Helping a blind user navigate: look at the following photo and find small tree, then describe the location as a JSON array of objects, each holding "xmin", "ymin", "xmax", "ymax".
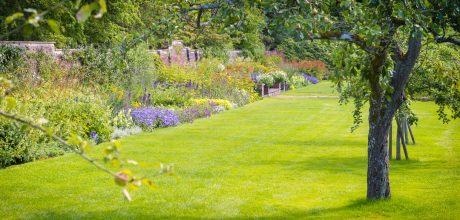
[{"xmin": 261, "ymin": 0, "xmax": 460, "ymax": 199}]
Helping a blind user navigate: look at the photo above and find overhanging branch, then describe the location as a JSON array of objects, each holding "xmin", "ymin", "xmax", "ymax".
[
  {"xmin": 309, "ymin": 32, "xmax": 378, "ymax": 54},
  {"xmin": 435, "ymin": 36, "xmax": 460, "ymax": 46}
]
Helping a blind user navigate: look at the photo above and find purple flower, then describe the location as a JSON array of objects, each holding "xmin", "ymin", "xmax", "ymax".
[
  {"xmin": 90, "ymin": 132, "xmax": 97, "ymax": 140},
  {"xmin": 131, "ymin": 107, "xmax": 180, "ymax": 129},
  {"xmin": 303, "ymin": 74, "xmax": 319, "ymax": 84}
]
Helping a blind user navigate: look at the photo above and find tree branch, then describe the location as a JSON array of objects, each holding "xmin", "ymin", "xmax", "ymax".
[
  {"xmin": 309, "ymin": 32, "xmax": 378, "ymax": 54},
  {"xmin": 435, "ymin": 36, "xmax": 460, "ymax": 46}
]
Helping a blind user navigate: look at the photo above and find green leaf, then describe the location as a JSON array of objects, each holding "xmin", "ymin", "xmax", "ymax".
[
  {"xmin": 47, "ymin": 19, "xmax": 60, "ymax": 34},
  {"xmin": 75, "ymin": 0, "xmax": 82, "ymax": 9},
  {"xmin": 5, "ymin": 13, "xmax": 24, "ymax": 24},
  {"xmin": 67, "ymin": 134, "xmax": 82, "ymax": 146},
  {"xmin": 5, "ymin": 96, "xmax": 16, "ymax": 110},
  {"xmin": 99, "ymin": 0, "xmax": 107, "ymax": 13},
  {"xmin": 76, "ymin": 3, "xmax": 99, "ymax": 23},
  {"xmin": 76, "ymin": 4, "xmax": 92, "ymax": 23}
]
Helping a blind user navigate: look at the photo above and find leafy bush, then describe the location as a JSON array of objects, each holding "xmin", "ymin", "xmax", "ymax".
[
  {"xmin": 111, "ymin": 109, "xmax": 135, "ymax": 129},
  {"xmin": 0, "ymin": 120, "xmax": 64, "ymax": 168},
  {"xmin": 280, "ymin": 60, "xmax": 328, "ymax": 80},
  {"xmin": 288, "ymin": 74, "xmax": 309, "ymax": 89},
  {"xmin": 29, "ymin": 92, "xmax": 113, "ymax": 142},
  {"xmin": 176, "ymin": 103, "xmax": 213, "ymax": 123},
  {"xmin": 256, "ymin": 74, "xmax": 275, "ymax": 87},
  {"xmin": 272, "ymin": 70, "xmax": 287, "ymax": 83},
  {"xmin": 278, "ymin": 38, "xmax": 334, "ymax": 66},
  {"xmin": 191, "ymin": 99, "xmax": 233, "ymax": 110}
]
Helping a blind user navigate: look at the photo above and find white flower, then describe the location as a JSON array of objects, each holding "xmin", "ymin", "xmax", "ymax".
[{"xmin": 36, "ymin": 118, "xmax": 48, "ymax": 125}]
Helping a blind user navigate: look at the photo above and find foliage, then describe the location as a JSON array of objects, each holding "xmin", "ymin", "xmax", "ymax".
[
  {"xmin": 280, "ymin": 60, "xmax": 329, "ymax": 80},
  {"xmin": 191, "ymin": 98, "xmax": 233, "ymax": 110},
  {"xmin": 287, "ymin": 74, "xmax": 308, "ymax": 89},
  {"xmin": 271, "ymin": 70, "xmax": 287, "ymax": 83},
  {"xmin": 408, "ymin": 44, "xmax": 460, "ymax": 123},
  {"xmin": 111, "ymin": 109, "xmax": 135, "ymax": 129},
  {"xmin": 0, "ymin": 120, "xmax": 63, "ymax": 168},
  {"xmin": 256, "ymin": 74, "xmax": 274, "ymax": 87},
  {"xmin": 278, "ymin": 38, "xmax": 334, "ymax": 66}
]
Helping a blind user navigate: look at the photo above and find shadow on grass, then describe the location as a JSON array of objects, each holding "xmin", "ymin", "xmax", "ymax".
[
  {"xmin": 28, "ymin": 198, "xmax": 419, "ymax": 219},
  {"xmin": 251, "ymin": 155, "xmax": 444, "ymax": 175}
]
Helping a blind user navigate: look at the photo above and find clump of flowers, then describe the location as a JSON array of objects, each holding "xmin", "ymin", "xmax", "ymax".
[
  {"xmin": 303, "ymin": 74, "xmax": 319, "ymax": 84},
  {"xmin": 288, "ymin": 75, "xmax": 308, "ymax": 89},
  {"xmin": 176, "ymin": 104, "xmax": 212, "ymax": 123},
  {"xmin": 191, "ymin": 98, "xmax": 233, "ymax": 110},
  {"xmin": 271, "ymin": 70, "xmax": 287, "ymax": 83},
  {"xmin": 256, "ymin": 74, "xmax": 275, "ymax": 87},
  {"xmin": 111, "ymin": 109, "xmax": 135, "ymax": 128},
  {"xmin": 130, "ymin": 107, "xmax": 180, "ymax": 130}
]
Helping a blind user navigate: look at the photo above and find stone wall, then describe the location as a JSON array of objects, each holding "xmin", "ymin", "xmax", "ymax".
[
  {"xmin": 0, "ymin": 41, "xmax": 56, "ymax": 54},
  {"xmin": 0, "ymin": 40, "xmax": 283, "ymax": 65},
  {"xmin": 0, "ymin": 40, "xmax": 203, "ymax": 66}
]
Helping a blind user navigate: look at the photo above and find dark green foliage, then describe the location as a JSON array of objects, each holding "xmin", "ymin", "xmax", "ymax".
[
  {"xmin": 0, "ymin": 121, "xmax": 63, "ymax": 168},
  {"xmin": 278, "ymin": 38, "xmax": 333, "ymax": 66}
]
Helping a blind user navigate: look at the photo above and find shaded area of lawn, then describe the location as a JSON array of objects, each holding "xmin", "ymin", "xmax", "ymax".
[{"xmin": 0, "ymin": 96, "xmax": 459, "ymax": 219}]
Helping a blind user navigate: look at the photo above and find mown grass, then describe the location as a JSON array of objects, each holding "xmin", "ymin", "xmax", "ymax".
[
  {"xmin": 283, "ymin": 81, "xmax": 339, "ymax": 96},
  {"xmin": 0, "ymin": 82, "xmax": 459, "ymax": 219}
]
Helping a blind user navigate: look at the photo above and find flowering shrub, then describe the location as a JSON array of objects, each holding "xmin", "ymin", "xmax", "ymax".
[
  {"xmin": 288, "ymin": 75, "xmax": 309, "ymax": 89},
  {"xmin": 271, "ymin": 70, "xmax": 287, "ymax": 83},
  {"xmin": 130, "ymin": 107, "xmax": 180, "ymax": 130},
  {"xmin": 176, "ymin": 104, "xmax": 212, "ymax": 123},
  {"xmin": 304, "ymin": 74, "xmax": 319, "ymax": 84},
  {"xmin": 111, "ymin": 109, "xmax": 135, "ymax": 128},
  {"xmin": 256, "ymin": 74, "xmax": 275, "ymax": 87},
  {"xmin": 191, "ymin": 98, "xmax": 233, "ymax": 110}
]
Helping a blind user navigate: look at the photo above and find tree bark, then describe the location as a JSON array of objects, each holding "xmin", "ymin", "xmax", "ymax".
[
  {"xmin": 366, "ymin": 35, "xmax": 421, "ymax": 200},
  {"xmin": 367, "ymin": 113, "xmax": 392, "ymax": 198}
]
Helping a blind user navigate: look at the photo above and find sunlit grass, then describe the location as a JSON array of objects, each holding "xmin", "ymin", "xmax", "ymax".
[
  {"xmin": 283, "ymin": 80, "xmax": 339, "ymax": 96},
  {"xmin": 0, "ymin": 83, "xmax": 458, "ymax": 219}
]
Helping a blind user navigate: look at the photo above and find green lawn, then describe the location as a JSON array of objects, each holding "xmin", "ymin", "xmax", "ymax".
[
  {"xmin": 283, "ymin": 81, "xmax": 339, "ymax": 96},
  {"xmin": 1, "ymin": 82, "xmax": 459, "ymax": 219}
]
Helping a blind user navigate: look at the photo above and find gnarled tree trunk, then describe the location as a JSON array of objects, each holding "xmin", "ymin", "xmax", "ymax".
[{"xmin": 366, "ymin": 36, "xmax": 422, "ymax": 200}]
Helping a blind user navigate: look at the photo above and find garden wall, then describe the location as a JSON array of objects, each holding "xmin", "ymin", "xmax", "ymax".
[
  {"xmin": 0, "ymin": 40, "xmax": 203, "ymax": 66},
  {"xmin": 0, "ymin": 40, "xmax": 283, "ymax": 65}
]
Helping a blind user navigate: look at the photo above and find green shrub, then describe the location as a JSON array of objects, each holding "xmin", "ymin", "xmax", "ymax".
[
  {"xmin": 278, "ymin": 38, "xmax": 334, "ymax": 67},
  {"xmin": 0, "ymin": 120, "xmax": 64, "ymax": 168},
  {"xmin": 257, "ymin": 74, "xmax": 275, "ymax": 87},
  {"xmin": 271, "ymin": 70, "xmax": 287, "ymax": 83},
  {"xmin": 43, "ymin": 97, "xmax": 113, "ymax": 141},
  {"xmin": 288, "ymin": 74, "xmax": 308, "ymax": 89}
]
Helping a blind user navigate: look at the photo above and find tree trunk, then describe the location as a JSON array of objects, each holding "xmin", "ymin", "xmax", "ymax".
[
  {"xmin": 367, "ymin": 115, "xmax": 391, "ymax": 199},
  {"xmin": 366, "ymin": 52, "xmax": 392, "ymax": 199},
  {"xmin": 365, "ymin": 34, "xmax": 421, "ymax": 200}
]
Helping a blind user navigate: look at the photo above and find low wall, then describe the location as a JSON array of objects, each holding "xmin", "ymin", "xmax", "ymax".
[
  {"xmin": 0, "ymin": 41, "xmax": 283, "ymax": 65},
  {"xmin": 0, "ymin": 40, "xmax": 203, "ymax": 66}
]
